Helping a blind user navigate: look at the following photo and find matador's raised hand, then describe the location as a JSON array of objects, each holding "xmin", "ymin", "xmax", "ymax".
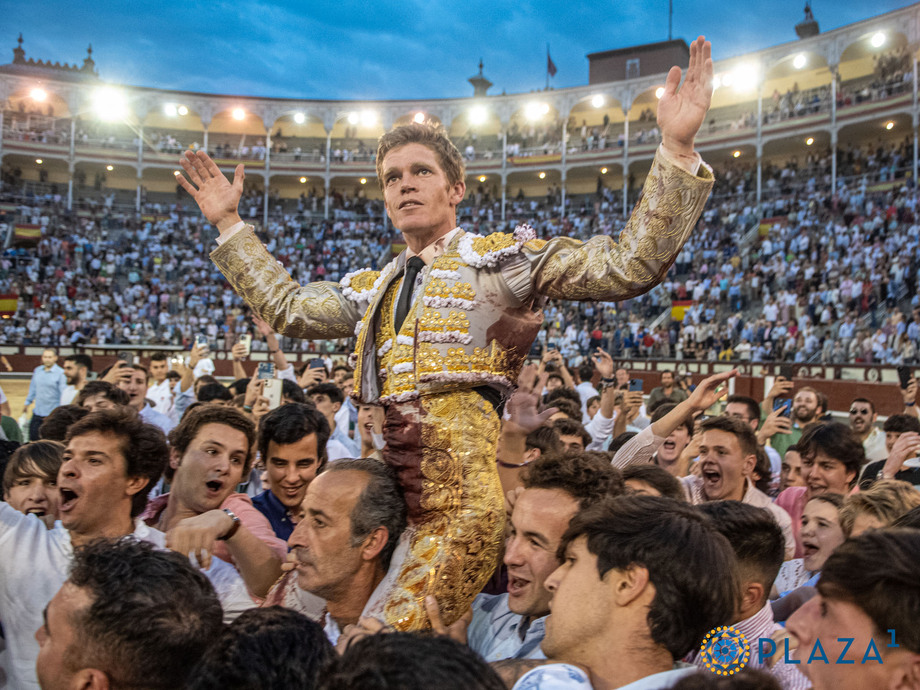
[
  {"xmin": 176, "ymin": 150, "xmax": 245, "ymax": 233},
  {"xmin": 657, "ymin": 35, "xmax": 713, "ymax": 157}
]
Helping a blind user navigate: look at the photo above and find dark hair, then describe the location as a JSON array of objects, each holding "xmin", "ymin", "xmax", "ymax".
[
  {"xmin": 752, "ymin": 446, "xmax": 772, "ymax": 495},
  {"xmin": 65, "ymin": 409, "xmax": 168, "ymax": 517},
  {"xmin": 798, "ymin": 422, "xmax": 863, "ymax": 488},
  {"xmin": 818, "ymin": 528, "xmax": 920, "ymax": 654},
  {"xmin": 258, "ymin": 403, "xmax": 331, "ymax": 469},
  {"xmin": 522, "ymin": 452, "xmax": 623, "ymax": 509},
  {"xmin": 38, "ymin": 405, "xmax": 90, "ymax": 441},
  {"xmin": 559, "ymin": 496, "xmax": 738, "ymax": 659},
  {"xmin": 726, "ymin": 395, "xmax": 761, "ymax": 423},
  {"xmin": 577, "ymin": 361, "xmax": 595, "ymax": 383},
  {"xmin": 892, "ymin": 505, "xmax": 920, "ymax": 529},
  {"xmin": 196, "ymin": 375, "xmax": 219, "ymax": 389},
  {"xmin": 64, "ymin": 353, "xmax": 93, "ymax": 371},
  {"xmin": 883, "ymin": 414, "xmax": 920, "ymax": 434},
  {"xmin": 167, "ymin": 404, "xmax": 256, "ymax": 481},
  {"xmin": 699, "ymin": 415, "xmax": 759, "ymax": 459},
  {"xmin": 524, "ymin": 425, "xmax": 562, "ymax": 455},
  {"xmin": 186, "ymin": 607, "xmax": 334, "ymax": 690},
  {"xmin": 228, "ymin": 378, "xmax": 250, "ymax": 396},
  {"xmin": 376, "ymin": 122, "xmax": 466, "ymax": 190},
  {"xmin": 282, "ymin": 379, "xmax": 306, "ymax": 403},
  {"xmin": 544, "ymin": 387, "xmax": 582, "ymax": 408},
  {"xmin": 75, "ymin": 381, "xmax": 130, "ymax": 408},
  {"xmin": 322, "ymin": 459, "xmax": 407, "ymax": 570},
  {"xmin": 696, "ymin": 502, "xmax": 784, "ymax": 600},
  {"xmin": 319, "ymin": 632, "xmax": 505, "ymax": 690},
  {"xmin": 552, "ymin": 418, "xmax": 591, "ymax": 450},
  {"xmin": 547, "ymin": 398, "xmax": 581, "ymax": 422},
  {"xmin": 2, "ymin": 440, "xmax": 65, "ymax": 495},
  {"xmin": 67, "ymin": 538, "xmax": 222, "ymax": 689},
  {"xmin": 197, "ymin": 382, "xmax": 234, "ymax": 403},
  {"xmin": 670, "ymin": 668, "xmax": 782, "ymax": 690},
  {"xmin": 307, "ymin": 382, "xmax": 344, "ymax": 406},
  {"xmin": 149, "ymin": 352, "xmax": 169, "ymax": 363},
  {"xmin": 130, "ymin": 363, "xmax": 149, "ymax": 378},
  {"xmin": 621, "ymin": 464, "xmax": 685, "ymax": 501},
  {"xmin": 651, "ymin": 402, "xmax": 693, "ymax": 437},
  {"xmin": 608, "ymin": 431, "xmax": 638, "ymax": 455},
  {"xmin": 850, "ymin": 397, "xmax": 875, "ymax": 414}
]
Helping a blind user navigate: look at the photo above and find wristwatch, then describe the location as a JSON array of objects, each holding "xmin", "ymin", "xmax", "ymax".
[{"xmin": 218, "ymin": 508, "xmax": 241, "ymax": 540}]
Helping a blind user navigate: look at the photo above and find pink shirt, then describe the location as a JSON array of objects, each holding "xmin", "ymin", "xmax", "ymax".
[{"xmin": 775, "ymin": 486, "xmax": 807, "ymax": 558}]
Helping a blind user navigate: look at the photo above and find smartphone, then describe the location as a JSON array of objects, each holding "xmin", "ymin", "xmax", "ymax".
[
  {"xmin": 898, "ymin": 365, "xmax": 913, "ymax": 390},
  {"xmin": 195, "ymin": 334, "xmax": 209, "ymax": 355},
  {"xmin": 307, "ymin": 358, "xmax": 326, "ymax": 370},
  {"xmin": 257, "ymin": 362, "xmax": 275, "ymax": 380},
  {"xmin": 263, "ymin": 378, "xmax": 283, "ymax": 409},
  {"xmin": 169, "ymin": 355, "xmax": 184, "ymax": 368},
  {"xmin": 547, "ymin": 342, "xmax": 557, "ymax": 351},
  {"xmin": 774, "ymin": 398, "xmax": 792, "ymax": 418},
  {"xmin": 238, "ymin": 333, "xmax": 252, "ymax": 358},
  {"xmin": 117, "ymin": 352, "xmax": 135, "ymax": 366},
  {"xmin": 629, "ymin": 378, "xmax": 644, "ymax": 392},
  {"xmin": 779, "ymin": 364, "xmax": 795, "ymax": 380}
]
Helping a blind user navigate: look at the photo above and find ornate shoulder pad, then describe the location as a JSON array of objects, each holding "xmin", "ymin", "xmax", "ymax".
[
  {"xmin": 457, "ymin": 224, "xmax": 537, "ymax": 268},
  {"xmin": 339, "ymin": 261, "xmax": 396, "ymax": 304}
]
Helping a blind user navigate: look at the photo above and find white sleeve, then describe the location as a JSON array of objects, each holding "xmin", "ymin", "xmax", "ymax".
[
  {"xmin": 585, "ymin": 412, "xmax": 615, "ymax": 451},
  {"xmin": 611, "ymin": 424, "xmax": 666, "ymax": 469},
  {"xmin": 276, "ymin": 365, "xmax": 298, "ymax": 383},
  {"xmin": 0, "ymin": 385, "xmax": 7, "ymax": 404},
  {"xmin": 214, "ymin": 221, "xmax": 247, "ymax": 246},
  {"xmin": 512, "ymin": 664, "xmax": 592, "ymax": 690}
]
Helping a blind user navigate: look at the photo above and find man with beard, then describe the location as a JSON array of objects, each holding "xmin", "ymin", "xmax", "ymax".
[
  {"xmin": 847, "ymin": 397, "xmax": 886, "ymax": 462},
  {"xmin": 762, "ymin": 381, "xmax": 826, "ymax": 458},
  {"xmin": 59, "ymin": 355, "xmax": 92, "ymax": 406}
]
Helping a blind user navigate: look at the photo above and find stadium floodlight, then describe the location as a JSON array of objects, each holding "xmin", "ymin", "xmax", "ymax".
[
  {"xmin": 525, "ymin": 102, "xmax": 549, "ymax": 121},
  {"xmin": 347, "ymin": 112, "xmax": 359, "ymax": 125},
  {"xmin": 93, "ymin": 87, "xmax": 128, "ymax": 121},
  {"xmin": 793, "ymin": 54, "xmax": 807, "ymax": 69},
  {"xmin": 469, "ymin": 105, "xmax": 488, "ymax": 126},
  {"xmin": 360, "ymin": 110, "xmax": 377, "ymax": 127},
  {"xmin": 29, "ymin": 87, "xmax": 47, "ymax": 102},
  {"xmin": 712, "ymin": 75, "xmax": 722, "ymax": 91},
  {"xmin": 870, "ymin": 32, "xmax": 886, "ymax": 48},
  {"xmin": 591, "ymin": 94, "xmax": 605, "ymax": 108},
  {"xmin": 538, "ymin": 171, "xmax": 546, "ymax": 179},
  {"xmin": 727, "ymin": 64, "xmax": 759, "ymax": 92},
  {"xmin": 164, "ymin": 103, "xmax": 178, "ymax": 117},
  {"xmin": 413, "ymin": 112, "xmax": 425, "ymax": 124},
  {"xmin": 805, "ymin": 137, "xmax": 815, "ymax": 146},
  {"xmin": 293, "ymin": 112, "xmax": 305, "ymax": 124},
  {"xmin": 655, "ymin": 87, "xmax": 665, "ymax": 99},
  {"xmin": 232, "ymin": 108, "xmax": 246, "ymax": 121},
  {"xmin": 177, "ymin": 105, "xmax": 188, "ymax": 116}
]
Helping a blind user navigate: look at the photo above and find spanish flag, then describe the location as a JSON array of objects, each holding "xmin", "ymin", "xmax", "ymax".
[
  {"xmin": 391, "ymin": 242, "xmax": 407, "ymax": 258},
  {"xmin": 13, "ymin": 224, "xmax": 41, "ymax": 246},
  {"xmin": 0, "ymin": 294, "xmax": 18, "ymax": 317},
  {"xmin": 671, "ymin": 300, "xmax": 693, "ymax": 322},
  {"xmin": 758, "ymin": 216, "xmax": 784, "ymax": 237}
]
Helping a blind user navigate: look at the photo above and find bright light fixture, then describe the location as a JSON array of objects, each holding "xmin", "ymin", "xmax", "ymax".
[
  {"xmin": 469, "ymin": 106, "xmax": 488, "ymax": 126},
  {"xmin": 729, "ymin": 64, "xmax": 759, "ymax": 92},
  {"xmin": 106, "ymin": 165, "xmax": 114, "ymax": 171},
  {"xmin": 178, "ymin": 105, "xmax": 188, "ymax": 116},
  {"xmin": 360, "ymin": 110, "xmax": 376, "ymax": 127},
  {"xmin": 232, "ymin": 108, "xmax": 246, "ymax": 121},
  {"xmin": 35, "ymin": 159, "xmax": 43, "ymax": 165},
  {"xmin": 538, "ymin": 171, "xmax": 546, "ymax": 179},
  {"xmin": 293, "ymin": 112, "xmax": 305, "ymax": 124},
  {"xmin": 805, "ymin": 137, "xmax": 814, "ymax": 146},
  {"xmin": 793, "ymin": 54, "xmax": 806, "ymax": 70},
  {"xmin": 30, "ymin": 88, "xmax": 47, "ymax": 102},
  {"xmin": 655, "ymin": 87, "xmax": 665, "ymax": 99},
  {"xmin": 886, "ymin": 121, "xmax": 895, "ymax": 130},
  {"xmin": 525, "ymin": 102, "xmax": 549, "ymax": 121},
  {"xmin": 347, "ymin": 112, "xmax": 359, "ymax": 125},
  {"xmin": 359, "ymin": 178, "xmax": 367, "ymax": 185},
  {"xmin": 732, "ymin": 150, "xmax": 741, "ymax": 158},
  {"xmin": 413, "ymin": 112, "xmax": 425, "ymax": 124},
  {"xmin": 601, "ymin": 167, "xmax": 608, "ymax": 174},
  {"xmin": 591, "ymin": 94, "xmax": 604, "ymax": 108},
  {"xmin": 300, "ymin": 177, "xmax": 307, "ymax": 183},
  {"xmin": 164, "ymin": 103, "xmax": 178, "ymax": 117},
  {"xmin": 870, "ymin": 32, "xmax": 886, "ymax": 48},
  {"xmin": 93, "ymin": 87, "xmax": 128, "ymax": 121},
  {"xmin": 478, "ymin": 176, "xmax": 486, "ymax": 182}
]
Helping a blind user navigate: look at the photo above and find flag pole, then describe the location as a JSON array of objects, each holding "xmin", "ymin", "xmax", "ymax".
[{"xmin": 546, "ymin": 43, "xmax": 550, "ymax": 90}]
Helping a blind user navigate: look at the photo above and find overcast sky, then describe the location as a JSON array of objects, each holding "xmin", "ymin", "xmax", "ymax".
[{"xmin": 4, "ymin": 1, "xmax": 914, "ymax": 100}]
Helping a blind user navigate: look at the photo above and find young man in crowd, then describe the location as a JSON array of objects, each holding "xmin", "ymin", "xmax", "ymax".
[
  {"xmin": 141, "ymin": 404, "xmax": 286, "ymax": 597},
  {"xmin": 357, "ymin": 402, "xmax": 386, "ymax": 461},
  {"xmin": 59, "ymin": 354, "xmax": 92, "ymax": 406},
  {"xmin": 464, "ymin": 454, "xmax": 622, "ymax": 661},
  {"xmin": 848, "ymin": 397, "xmax": 887, "ymax": 462},
  {"xmin": 252, "ymin": 403, "xmax": 330, "ymax": 541},
  {"xmin": 74, "ymin": 380, "xmax": 130, "ymax": 413},
  {"xmin": 762, "ymin": 380, "xmax": 826, "ymax": 457},
  {"xmin": 725, "ymin": 394, "xmax": 782, "ymax": 489},
  {"xmin": 23, "ymin": 348, "xmax": 65, "ymax": 442},
  {"xmin": 118, "ymin": 364, "xmax": 176, "ymax": 434},
  {"xmin": 509, "ymin": 495, "xmax": 738, "ymax": 690},
  {"xmin": 2, "ymin": 441, "xmax": 64, "ymax": 520},
  {"xmin": 36, "ymin": 538, "xmax": 223, "ymax": 690},
  {"xmin": 307, "ymin": 382, "xmax": 360, "ymax": 459},
  {"xmin": 647, "ymin": 370, "xmax": 688, "ymax": 412},
  {"xmin": 859, "ymin": 413, "xmax": 920, "ymax": 490},
  {"xmin": 786, "ymin": 529, "xmax": 920, "ymax": 690},
  {"xmin": 147, "ymin": 351, "xmax": 178, "ymax": 422}
]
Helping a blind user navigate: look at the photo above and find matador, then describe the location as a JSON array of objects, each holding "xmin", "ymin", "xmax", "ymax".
[{"xmin": 178, "ymin": 37, "xmax": 716, "ymax": 631}]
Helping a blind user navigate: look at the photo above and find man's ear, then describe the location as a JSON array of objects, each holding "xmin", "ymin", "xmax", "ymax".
[
  {"xmin": 449, "ymin": 179, "xmax": 466, "ymax": 208},
  {"xmin": 741, "ymin": 454, "xmax": 757, "ymax": 477},
  {"xmin": 522, "ymin": 447, "xmax": 541, "ymax": 464},
  {"xmin": 888, "ymin": 651, "xmax": 920, "ymax": 690},
  {"xmin": 72, "ymin": 667, "xmax": 111, "ymax": 690},
  {"xmin": 611, "ymin": 564, "xmax": 651, "ymax": 608},
  {"xmin": 125, "ymin": 475, "xmax": 149, "ymax": 498},
  {"xmin": 739, "ymin": 581, "xmax": 764, "ymax": 616},
  {"xmin": 361, "ymin": 526, "xmax": 389, "ymax": 562}
]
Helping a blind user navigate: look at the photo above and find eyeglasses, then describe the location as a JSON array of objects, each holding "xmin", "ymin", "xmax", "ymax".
[{"xmin": 849, "ymin": 408, "xmax": 871, "ymax": 415}]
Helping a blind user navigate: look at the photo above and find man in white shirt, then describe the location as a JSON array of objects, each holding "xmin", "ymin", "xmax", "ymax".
[
  {"xmin": 119, "ymin": 364, "xmax": 176, "ymax": 434},
  {"xmin": 146, "ymin": 352, "xmax": 177, "ymax": 422},
  {"xmin": 59, "ymin": 354, "xmax": 92, "ymax": 406}
]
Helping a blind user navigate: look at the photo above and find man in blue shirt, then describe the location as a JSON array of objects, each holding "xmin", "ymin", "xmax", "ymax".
[
  {"xmin": 23, "ymin": 348, "xmax": 65, "ymax": 441},
  {"xmin": 252, "ymin": 403, "xmax": 330, "ymax": 541}
]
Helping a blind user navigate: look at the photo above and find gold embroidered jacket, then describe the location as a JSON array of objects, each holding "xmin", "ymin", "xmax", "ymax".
[{"xmin": 210, "ymin": 150, "xmax": 713, "ymax": 404}]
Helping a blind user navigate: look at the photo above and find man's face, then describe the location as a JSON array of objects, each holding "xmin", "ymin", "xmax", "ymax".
[
  {"xmin": 780, "ymin": 450, "xmax": 805, "ymax": 491},
  {"xmin": 545, "ymin": 377, "xmax": 563, "ymax": 393},
  {"xmin": 149, "ymin": 360, "xmax": 168, "ymax": 383},
  {"xmin": 800, "ymin": 499, "xmax": 845, "ymax": 572},
  {"xmin": 624, "ymin": 478, "xmax": 662, "ymax": 497},
  {"xmin": 80, "ymin": 394, "xmax": 118, "ymax": 413},
  {"xmin": 657, "ymin": 426, "xmax": 690, "ymax": 464},
  {"xmin": 848, "ymin": 401, "xmax": 875, "ymax": 435},
  {"xmin": 341, "ymin": 377, "xmax": 355, "ymax": 399},
  {"xmin": 504, "ymin": 488, "xmax": 578, "ymax": 618},
  {"xmin": 724, "ymin": 403, "xmax": 758, "ymax": 432},
  {"xmin": 792, "ymin": 390, "xmax": 819, "ymax": 424},
  {"xmin": 698, "ymin": 429, "xmax": 754, "ymax": 502},
  {"xmin": 558, "ymin": 434, "xmax": 584, "ymax": 454},
  {"xmin": 382, "ymin": 143, "xmax": 465, "ymax": 239},
  {"xmin": 41, "ymin": 350, "xmax": 57, "ymax": 369},
  {"xmin": 62, "ymin": 361, "xmax": 82, "ymax": 386},
  {"xmin": 169, "ymin": 423, "xmax": 249, "ymax": 515},
  {"xmin": 541, "ymin": 536, "xmax": 614, "ymax": 662},
  {"xmin": 288, "ymin": 470, "xmax": 369, "ymax": 601},
  {"xmin": 586, "ymin": 399, "xmax": 600, "ymax": 420},
  {"xmin": 35, "ymin": 582, "xmax": 92, "ymax": 690},
  {"xmin": 801, "ymin": 451, "xmax": 855, "ymax": 497},
  {"xmin": 4, "ymin": 471, "xmax": 60, "ymax": 519},
  {"xmin": 786, "ymin": 595, "xmax": 900, "ymax": 690},
  {"xmin": 120, "ymin": 369, "xmax": 148, "ymax": 411},
  {"xmin": 615, "ymin": 369, "xmax": 629, "ymax": 387},
  {"xmin": 266, "ymin": 434, "xmax": 320, "ymax": 510},
  {"xmin": 333, "ymin": 369, "xmax": 347, "ymax": 385},
  {"xmin": 661, "ymin": 372, "xmax": 674, "ymax": 387},
  {"xmin": 357, "ymin": 404, "xmax": 383, "ymax": 448},
  {"xmin": 58, "ymin": 431, "xmax": 146, "ymax": 539},
  {"xmin": 310, "ymin": 393, "xmax": 340, "ymax": 422}
]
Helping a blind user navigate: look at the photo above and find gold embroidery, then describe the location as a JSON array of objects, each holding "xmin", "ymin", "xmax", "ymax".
[
  {"xmin": 348, "ymin": 270, "xmax": 381, "ymax": 294},
  {"xmin": 471, "ymin": 232, "xmax": 516, "ymax": 257}
]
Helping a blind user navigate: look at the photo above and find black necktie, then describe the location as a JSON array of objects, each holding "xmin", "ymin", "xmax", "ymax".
[{"xmin": 394, "ymin": 256, "xmax": 425, "ymax": 333}]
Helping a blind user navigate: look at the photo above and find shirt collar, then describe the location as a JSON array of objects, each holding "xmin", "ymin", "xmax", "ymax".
[{"xmin": 406, "ymin": 227, "xmax": 461, "ymax": 265}]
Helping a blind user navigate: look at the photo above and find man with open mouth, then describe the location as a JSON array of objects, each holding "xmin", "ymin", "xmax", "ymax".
[{"xmin": 2, "ymin": 441, "xmax": 64, "ymax": 522}]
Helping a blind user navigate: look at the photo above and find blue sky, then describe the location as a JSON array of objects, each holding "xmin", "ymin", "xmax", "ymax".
[{"xmin": 4, "ymin": 1, "xmax": 915, "ymax": 100}]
